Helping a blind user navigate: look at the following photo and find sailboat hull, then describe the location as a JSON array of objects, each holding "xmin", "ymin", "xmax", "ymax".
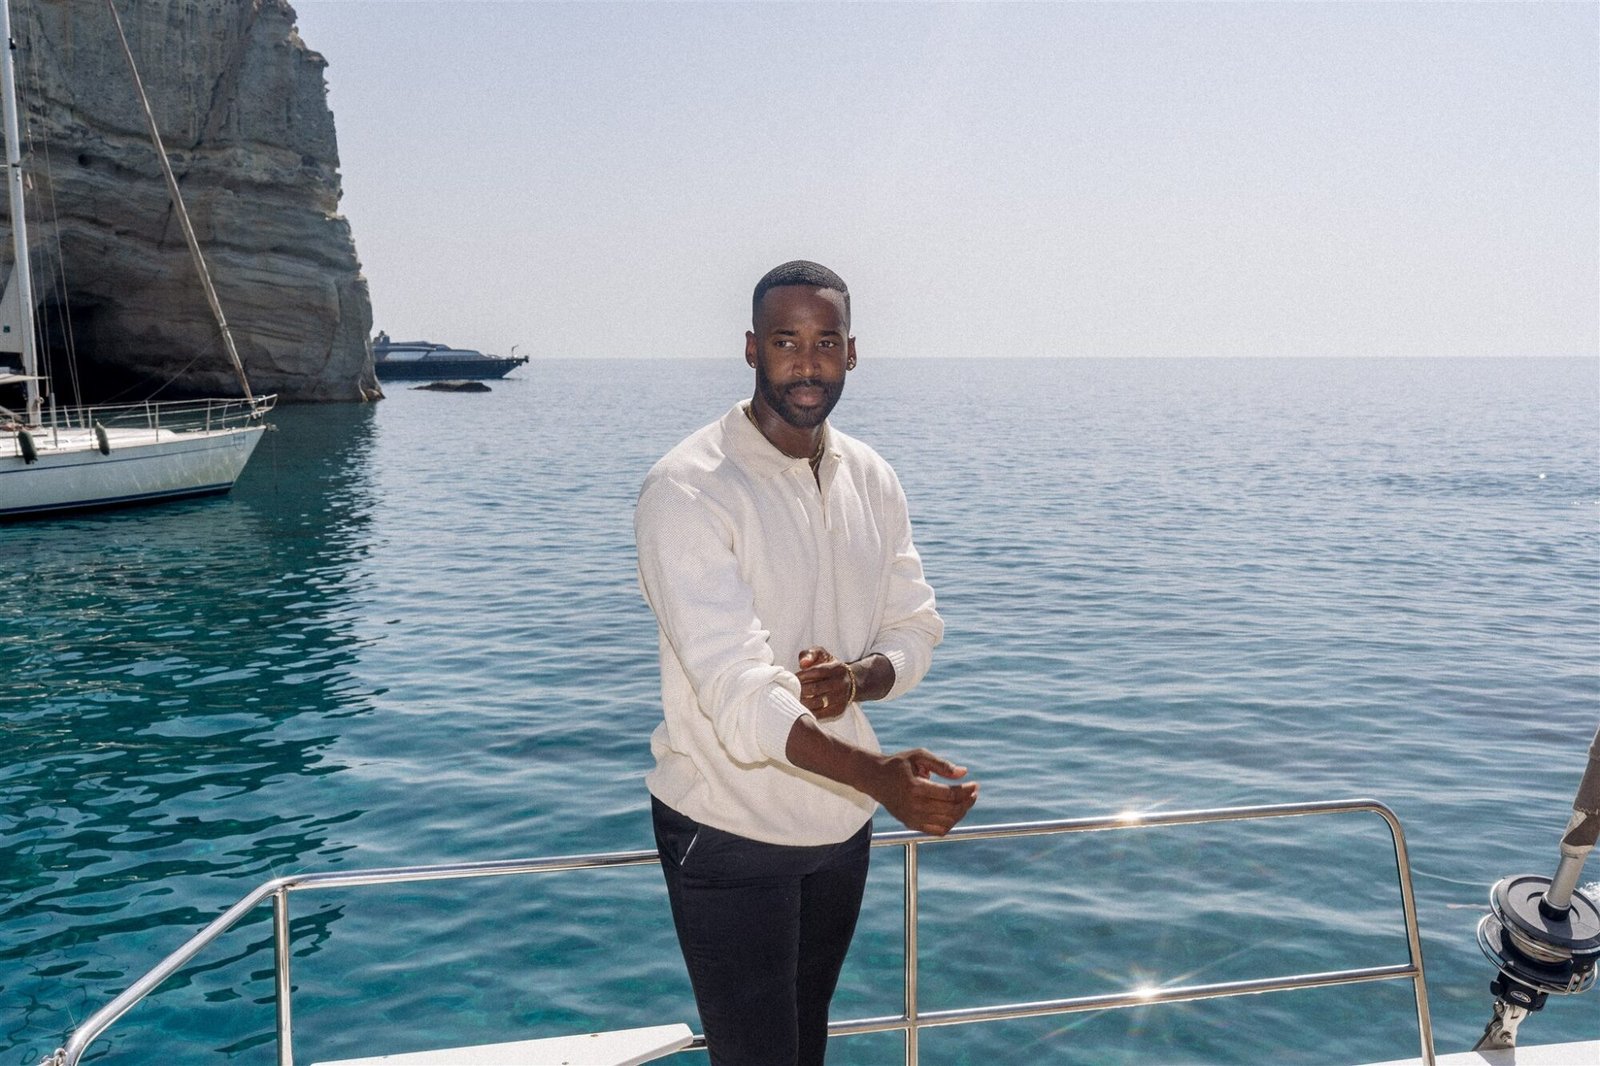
[{"xmin": 0, "ymin": 421, "xmax": 265, "ymax": 518}]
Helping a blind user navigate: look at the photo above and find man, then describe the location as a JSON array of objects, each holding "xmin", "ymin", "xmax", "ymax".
[{"xmin": 635, "ymin": 260, "xmax": 978, "ymax": 1065}]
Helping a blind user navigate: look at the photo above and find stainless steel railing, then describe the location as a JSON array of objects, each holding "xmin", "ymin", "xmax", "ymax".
[
  {"xmin": 47, "ymin": 395, "xmax": 277, "ymax": 433},
  {"xmin": 40, "ymin": 798, "xmax": 1436, "ymax": 1066}
]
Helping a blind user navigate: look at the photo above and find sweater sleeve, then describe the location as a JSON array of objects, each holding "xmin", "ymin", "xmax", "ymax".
[
  {"xmin": 869, "ymin": 470, "xmax": 944, "ymax": 700},
  {"xmin": 635, "ymin": 473, "xmax": 812, "ymax": 765}
]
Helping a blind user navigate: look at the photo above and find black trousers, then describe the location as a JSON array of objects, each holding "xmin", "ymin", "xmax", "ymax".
[{"xmin": 652, "ymin": 797, "xmax": 872, "ymax": 1066}]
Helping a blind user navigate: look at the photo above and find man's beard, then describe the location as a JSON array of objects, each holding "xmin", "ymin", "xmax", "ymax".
[{"xmin": 755, "ymin": 362, "xmax": 844, "ymax": 429}]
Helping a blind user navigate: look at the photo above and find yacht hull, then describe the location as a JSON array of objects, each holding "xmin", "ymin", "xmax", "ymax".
[
  {"xmin": 0, "ymin": 422, "xmax": 265, "ymax": 517},
  {"xmin": 373, "ymin": 355, "xmax": 528, "ymax": 381}
]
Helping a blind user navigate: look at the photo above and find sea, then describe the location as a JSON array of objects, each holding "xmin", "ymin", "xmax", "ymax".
[{"xmin": 2, "ymin": 357, "xmax": 1597, "ymax": 1066}]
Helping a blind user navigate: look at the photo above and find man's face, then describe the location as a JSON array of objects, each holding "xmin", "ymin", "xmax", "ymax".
[{"xmin": 746, "ymin": 285, "xmax": 855, "ymax": 430}]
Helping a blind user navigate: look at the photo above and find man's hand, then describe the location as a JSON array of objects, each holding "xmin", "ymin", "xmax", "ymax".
[
  {"xmin": 785, "ymin": 719, "xmax": 979, "ymax": 837},
  {"xmin": 797, "ymin": 646, "xmax": 855, "ymax": 721},
  {"xmin": 867, "ymin": 749, "xmax": 978, "ymax": 836}
]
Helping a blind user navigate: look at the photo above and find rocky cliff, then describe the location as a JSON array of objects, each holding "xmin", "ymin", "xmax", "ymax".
[{"xmin": 2, "ymin": 0, "xmax": 374, "ymax": 402}]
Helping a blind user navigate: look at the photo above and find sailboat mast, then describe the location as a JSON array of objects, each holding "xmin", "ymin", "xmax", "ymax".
[{"xmin": 0, "ymin": 0, "xmax": 40, "ymax": 424}]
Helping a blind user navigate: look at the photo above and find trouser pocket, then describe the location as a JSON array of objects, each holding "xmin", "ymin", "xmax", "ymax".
[{"xmin": 650, "ymin": 796, "xmax": 701, "ymax": 868}]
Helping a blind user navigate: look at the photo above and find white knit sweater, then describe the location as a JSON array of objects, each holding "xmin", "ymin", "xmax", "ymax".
[{"xmin": 635, "ymin": 402, "xmax": 944, "ymax": 846}]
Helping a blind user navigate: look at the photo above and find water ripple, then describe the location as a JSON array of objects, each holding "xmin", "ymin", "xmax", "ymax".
[{"xmin": 3, "ymin": 359, "xmax": 1597, "ymax": 1064}]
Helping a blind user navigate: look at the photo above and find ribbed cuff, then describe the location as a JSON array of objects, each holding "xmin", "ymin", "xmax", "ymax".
[
  {"xmin": 874, "ymin": 643, "xmax": 913, "ymax": 699},
  {"xmin": 758, "ymin": 684, "xmax": 813, "ymax": 763}
]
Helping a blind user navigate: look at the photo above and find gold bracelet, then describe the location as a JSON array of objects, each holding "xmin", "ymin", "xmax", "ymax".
[{"xmin": 844, "ymin": 664, "xmax": 859, "ymax": 706}]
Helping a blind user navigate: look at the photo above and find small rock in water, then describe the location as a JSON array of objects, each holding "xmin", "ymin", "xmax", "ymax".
[{"xmin": 413, "ymin": 380, "xmax": 492, "ymax": 393}]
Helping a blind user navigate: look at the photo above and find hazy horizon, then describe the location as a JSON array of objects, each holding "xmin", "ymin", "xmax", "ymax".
[{"xmin": 294, "ymin": 1, "xmax": 1599, "ymax": 362}]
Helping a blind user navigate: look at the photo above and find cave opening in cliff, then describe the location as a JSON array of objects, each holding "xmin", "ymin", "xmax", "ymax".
[{"xmin": 35, "ymin": 297, "xmax": 148, "ymax": 406}]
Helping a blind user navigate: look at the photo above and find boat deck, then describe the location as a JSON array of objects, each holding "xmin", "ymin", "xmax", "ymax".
[
  {"xmin": 307, "ymin": 1033, "xmax": 1599, "ymax": 1066},
  {"xmin": 310, "ymin": 1024, "xmax": 694, "ymax": 1066},
  {"xmin": 1361, "ymin": 1041, "xmax": 1600, "ymax": 1066},
  {"xmin": 19, "ymin": 424, "xmax": 222, "ymax": 452}
]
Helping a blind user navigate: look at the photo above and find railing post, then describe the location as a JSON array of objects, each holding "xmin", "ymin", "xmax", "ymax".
[
  {"xmin": 904, "ymin": 841, "xmax": 919, "ymax": 1066},
  {"xmin": 273, "ymin": 887, "xmax": 294, "ymax": 1066},
  {"xmin": 1381, "ymin": 809, "xmax": 1436, "ymax": 1066}
]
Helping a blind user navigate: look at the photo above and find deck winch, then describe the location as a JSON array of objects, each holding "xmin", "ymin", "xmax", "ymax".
[{"xmin": 1473, "ymin": 727, "xmax": 1600, "ymax": 1050}]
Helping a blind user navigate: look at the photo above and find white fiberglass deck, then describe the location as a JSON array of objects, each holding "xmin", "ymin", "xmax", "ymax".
[
  {"xmin": 310, "ymin": 1024, "xmax": 694, "ymax": 1066},
  {"xmin": 1360, "ymin": 1040, "xmax": 1600, "ymax": 1066},
  {"xmin": 309, "ymin": 1032, "xmax": 1597, "ymax": 1066}
]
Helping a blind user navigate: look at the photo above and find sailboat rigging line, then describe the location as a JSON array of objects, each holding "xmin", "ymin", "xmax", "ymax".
[
  {"xmin": 17, "ymin": 42, "xmax": 83, "ymax": 409},
  {"xmin": 102, "ymin": 0, "xmax": 255, "ymax": 408}
]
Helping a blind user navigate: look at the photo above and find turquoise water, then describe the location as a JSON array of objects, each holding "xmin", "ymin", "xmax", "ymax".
[{"xmin": 3, "ymin": 357, "xmax": 1597, "ymax": 1065}]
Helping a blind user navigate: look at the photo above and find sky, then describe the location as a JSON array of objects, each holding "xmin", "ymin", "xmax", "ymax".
[{"xmin": 290, "ymin": 0, "xmax": 1598, "ymax": 361}]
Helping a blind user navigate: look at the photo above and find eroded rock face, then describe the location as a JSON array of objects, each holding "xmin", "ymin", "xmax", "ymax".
[{"xmin": 2, "ymin": 0, "xmax": 375, "ymax": 402}]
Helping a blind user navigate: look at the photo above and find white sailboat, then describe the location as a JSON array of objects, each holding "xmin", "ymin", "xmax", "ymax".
[{"xmin": 0, "ymin": 0, "xmax": 274, "ymax": 519}]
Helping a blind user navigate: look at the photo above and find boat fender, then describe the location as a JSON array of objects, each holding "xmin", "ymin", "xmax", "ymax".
[
  {"xmin": 18, "ymin": 428, "xmax": 37, "ymax": 464},
  {"xmin": 94, "ymin": 422, "xmax": 111, "ymax": 455}
]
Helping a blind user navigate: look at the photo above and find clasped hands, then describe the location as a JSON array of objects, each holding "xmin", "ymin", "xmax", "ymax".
[
  {"xmin": 793, "ymin": 645, "xmax": 978, "ymax": 837},
  {"xmin": 796, "ymin": 646, "xmax": 856, "ymax": 720}
]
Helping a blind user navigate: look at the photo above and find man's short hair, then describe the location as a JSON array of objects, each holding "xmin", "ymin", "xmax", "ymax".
[{"xmin": 753, "ymin": 261, "xmax": 850, "ymax": 326}]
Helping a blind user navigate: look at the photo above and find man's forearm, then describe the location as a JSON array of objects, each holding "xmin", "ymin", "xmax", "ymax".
[
  {"xmin": 784, "ymin": 717, "xmax": 979, "ymax": 837},
  {"xmin": 785, "ymin": 715, "xmax": 887, "ymax": 796}
]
